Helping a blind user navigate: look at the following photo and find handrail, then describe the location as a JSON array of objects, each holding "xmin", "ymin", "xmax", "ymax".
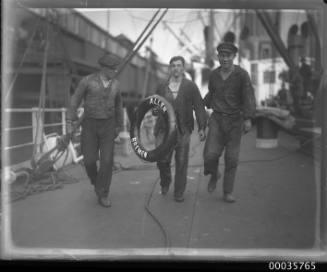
[
  {"xmin": 3, "ymin": 107, "xmax": 84, "ymax": 166},
  {"xmin": 4, "ymin": 123, "xmax": 64, "ymax": 132},
  {"xmin": 3, "ymin": 107, "xmax": 70, "ymax": 151},
  {"xmin": 4, "ymin": 108, "xmax": 67, "ymax": 113}
]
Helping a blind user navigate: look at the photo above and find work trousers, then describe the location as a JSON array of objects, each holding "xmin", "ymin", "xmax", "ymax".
[
  {"xmin": 156, "ymin": 130, "xmax": 191, "ymax": 197},
  {"xmin": 203, "ymin": 112, "xmax": 243, "ymax": 194},
  {"xmin": 81, "ymin": 118, "xmax": 116, "ymax": 198}
]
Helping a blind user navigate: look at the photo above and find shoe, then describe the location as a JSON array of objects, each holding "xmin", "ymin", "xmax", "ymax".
[
  {"xmin": 207, "ymin": 175, "xmax": 217, "ymax": 193},
  {"xmin": 174, "ymin": 195, "xmax": 185, "ymax": 202},
  {"xmin": 204, "ymin": 169, "xmax": 221, "ymax": 177},
  {"xmin": 161, "ymin": 186, "xmax": 169, "ymax": 195},
  {"xmin": 94, "ymin": 188, "xmax": 101, "ymax": 199},
  {"xmin": 223, "ymin": 193, "xmax": 236, "ymax": 203},
  {"xmin": 207, "ymin": 181, "xmax": 217, "ymax": 193},
  {"xmin": 90, "ymin": 178, "xmax": 96, "ymax": 186},
  {"xmin": 98, "ymin": 196, "xmax": 111, "ymax": 207}
]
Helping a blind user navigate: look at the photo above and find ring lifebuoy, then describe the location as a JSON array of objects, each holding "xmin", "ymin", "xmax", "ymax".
[{"xmin": 130, "ymin": 95, "xmax": 177, "ymax": 162}]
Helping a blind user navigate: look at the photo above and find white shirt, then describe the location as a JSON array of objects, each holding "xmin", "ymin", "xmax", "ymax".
[
  {"xmin": 169, "ymin": 80, "xmax": 181, "ymax": 99},
  {"xmin": 100, "ymin": 75, "xmax": 111, "ymax": 88}
]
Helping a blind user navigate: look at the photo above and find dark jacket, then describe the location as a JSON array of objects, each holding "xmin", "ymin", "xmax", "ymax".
[
  {"xmin": 204, "ymin": 65, "xmax": 256, "ymax": 119},
  {"xmin": 67, "ymin": 72, "xmax": 123, "ymax": 130},
  {"xmin": 155, "ymin": 77, "xmax": 207, "ymax": 134}
]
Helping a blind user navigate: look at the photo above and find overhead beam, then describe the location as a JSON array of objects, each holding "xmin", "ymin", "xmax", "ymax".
[{"xmin": 14, "ymin": 0, "xmax": 324, "ymax": 9}]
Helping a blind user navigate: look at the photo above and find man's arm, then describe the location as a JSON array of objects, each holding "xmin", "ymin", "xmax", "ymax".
[
  {"xmin": 67, "ymin": 77, "xmax": 88, "ymax": 121},
  {"xmin": 241, "ymin": 70, "xmax": 256, "ymax": 120},
  {"xmin": 241, "ymin": 70, "xmax": 256, "ymax": 133},
  {"xmin": 203, "ymin": 75, "xmax": 213, "ymax": 109},
  {"xmin": 192, "ymin": 83, "xmax": 207, "ymax": 132},
  {"xmin": 151, "ymin": 84, "xmax": 163, "ymax": 116},
  {"xmin": 114, "ymin": 82, "xmax": 124, "ymax": 134}
]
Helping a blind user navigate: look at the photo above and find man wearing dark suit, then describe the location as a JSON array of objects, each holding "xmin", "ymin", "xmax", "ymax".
[{"xmin": 154, "ymin": 56, "xmax": 207, "ymax": 202}]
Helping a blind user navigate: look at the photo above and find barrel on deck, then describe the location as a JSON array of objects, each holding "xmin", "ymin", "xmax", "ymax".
[{"xmin": 256, "ymin": 116, "xmax": 279, "ymax": 148}]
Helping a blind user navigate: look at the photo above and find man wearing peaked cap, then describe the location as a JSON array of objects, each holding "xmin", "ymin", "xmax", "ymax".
[
  {"xmin": 216, "ymin": 42, "xmax": 238, "ymax": 54},
  {"xmin": 98, "ymin": 53, "xmax": 121, "ymax": 69},
  {"xmin": 66, "ymin": 53, "xmax": 123, "ymax": 208},
  {"xmin": 203, "ymin": 41, "xmax": 256, "ymax": 203}
]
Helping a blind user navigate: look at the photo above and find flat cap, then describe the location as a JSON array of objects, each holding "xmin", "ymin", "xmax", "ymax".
[
  {"xmin": 98, "ymin": 53, "xmax": 121, "ymax": 69},
  {"xmin": 217, "ymin": 42, "xmax": 238, "ymax": 54}
]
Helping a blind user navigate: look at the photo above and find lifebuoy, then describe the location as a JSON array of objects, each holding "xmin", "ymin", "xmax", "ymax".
[{"xmin": 130, "ymin": 95, "xmax": 177, "ymax": 162}]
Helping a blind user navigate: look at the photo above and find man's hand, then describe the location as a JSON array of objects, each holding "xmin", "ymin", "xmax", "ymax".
[
  {"xmin": 66, "ymin": 120, "xmax": 75, "ymax": 135},
  {"xmin": 114, "ymin": 128, "xmax": 122, "ymax": 143},
  {"xmin": 57, "ymin": 134, "xmax": 71, "ymax": 151},
  {"xmin": 115, "ymin": 127, "xmax": 122, "ymax": 138},
  {"xmin": 66, "ymin": 120, "xmax": 79, "ymax": 142},
  {"xmin": 198, "ymin": 129, "xmax": 206, "ymax": 141},
  {"xmin": 114, "ymin": 134, "xmax": 121, "ymax": 143},
  {"xmin": 152, "ymin": 106, "xmax": 161, "ymax": 116},
  {"xmin": 243, "ymin": 119, "xmax": 252, "ymax": 134}
]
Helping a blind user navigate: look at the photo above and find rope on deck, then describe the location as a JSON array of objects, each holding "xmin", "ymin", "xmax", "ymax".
[
  {"xmin": 144, "ymin": 177, "xmax": 171, "ymax": 249},
  {"xmin": 113, "ymin": 137, "xmax": 204, "ymax": 249},
  {"xmin": 9, "ymin": 165, "xmax": 80, "ymax": 203}
]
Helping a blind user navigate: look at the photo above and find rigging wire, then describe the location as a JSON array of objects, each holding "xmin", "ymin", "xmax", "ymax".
[
  {"xmin": 146, "ymin": 16, "xmax": 201, "ymax": 24},
  {"xmin": 116, "ymin": 9, "xmax": 169, "ymax": 77},
  {"xmin": 131, "ymin": 9, "xmax": 161, "ymax": 51},
  {"xmin": 4, "ymin": 16, "xmax": 43, "ymax": 103},
  {"xmin": 126, "ymin": 10, "xmax": 200, "ymax": 24},
  {"xmin": 31, "ymin": 19, "xmax": 50, "ymax": 165}
]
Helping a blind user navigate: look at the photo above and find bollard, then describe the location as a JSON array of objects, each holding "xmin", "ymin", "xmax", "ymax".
[
  {"xmin": 117, "ymin": 107, "xmax": 132, "ymax": 156},
  {"xmin": 256, "ymin": 116, "xmax": 279, "ymax": 148}
]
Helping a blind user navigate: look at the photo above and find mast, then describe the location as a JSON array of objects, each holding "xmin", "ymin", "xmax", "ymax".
[
  {"xmin": 106, "ymin": 9, "xmax": 110, "ymax": 50},
  {"xmin": 204, "ymin": 9, "xmax": 215, "ymax": 68}
]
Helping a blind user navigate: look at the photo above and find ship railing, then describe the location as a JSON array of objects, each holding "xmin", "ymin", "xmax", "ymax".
[{"xmin": 3, "ymin": 107, "xmax": 83, "ymax": 166}]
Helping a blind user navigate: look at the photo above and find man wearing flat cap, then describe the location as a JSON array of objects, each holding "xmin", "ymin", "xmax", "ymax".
[
  {"xmin": 203, "ymin": 42, "xmax": 256, "ymax": 203},
  {"xmin": 67, "ymin": 53, "xmax": 123, "ymax": 207}
]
